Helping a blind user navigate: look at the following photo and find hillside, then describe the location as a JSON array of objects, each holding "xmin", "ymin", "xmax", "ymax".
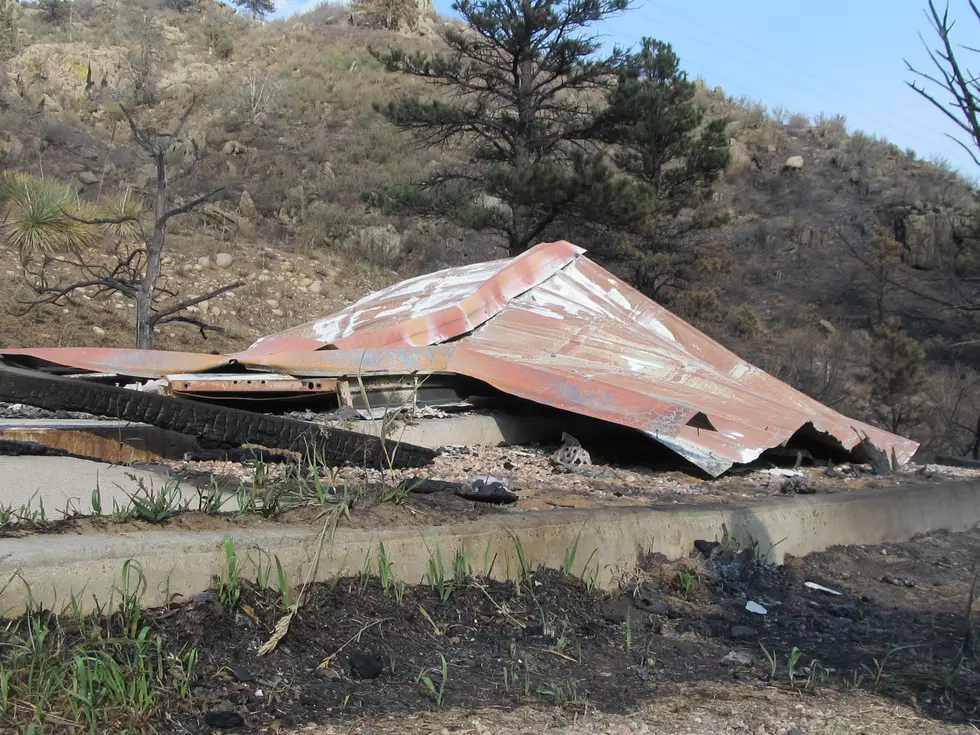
[{"xmin": 0, "ymin": 0, "xmax": 977, "ymax": 457}]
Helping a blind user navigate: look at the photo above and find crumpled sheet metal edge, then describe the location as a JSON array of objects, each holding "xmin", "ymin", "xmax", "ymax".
[{"xmin": 0, "ymin": 347, "xmax": 235, "ymax": 378}]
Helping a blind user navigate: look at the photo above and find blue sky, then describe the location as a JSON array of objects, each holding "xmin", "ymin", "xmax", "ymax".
[{"xmin": 275, "ymin": 0, "xmax": 978, "ymax": 179}]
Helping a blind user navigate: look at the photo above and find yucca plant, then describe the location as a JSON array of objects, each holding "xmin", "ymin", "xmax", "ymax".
[
  {"xmin": 90, "ymin": 187, "xmax": 144, "ymax": 240},
  {"xmin": 0, "ymin": 171, "xmax": 97, "ymax": 260}
]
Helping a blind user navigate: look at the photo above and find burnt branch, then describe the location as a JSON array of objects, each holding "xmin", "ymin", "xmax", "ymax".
[
  {"xmin": 156, "ymin": 313, "xmax": 225, "ymax": 340},
  {"xmin": 905, "ymin": 0, "xmax": 980, "ymax": 167},
  {"xmin": 161, "ymin": 186, "xmax": 227, "ymax": 226},
  {"xmin": 120, "ymin": 95, "xmax": 200, "ymax": 157},
  {"xmin": 149, "ymin": 281, "xmax": 245, "ymax": 325}
]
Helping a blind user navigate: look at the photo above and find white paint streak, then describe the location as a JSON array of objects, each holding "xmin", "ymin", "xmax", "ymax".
[
  {"xmin": 729, "ymin": 364, "xmax": 752, "ymax": 380},
  {"xmin": 607, "ymin": 288, "xmax": 632, "ymax": 311},
  {"xmin": 624, "ymin": 356, "xmax": 665, "ymax": 373},
  {"xmin": 646, "ymin": 319, "xmax": 676, "ymax": 344}
]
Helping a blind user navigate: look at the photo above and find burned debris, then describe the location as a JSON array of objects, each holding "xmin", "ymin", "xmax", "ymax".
[
  {"xmin": 0, "ymin": 364, "xmax": 434, "ymax": 470},
  {"xmin": 0, "ymin": 241, "xmax": 918, "ymax": 491}
]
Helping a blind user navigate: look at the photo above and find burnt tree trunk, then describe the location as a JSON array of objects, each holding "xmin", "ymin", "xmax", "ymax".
[{"xmin": 136, "ymin": 152, "xmax": 169, "ymax": 349}]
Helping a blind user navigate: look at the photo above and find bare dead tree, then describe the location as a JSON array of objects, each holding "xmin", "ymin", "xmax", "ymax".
[
  {"xmin": 906, "ymin": 0, "xmax": 980, "ymax": 167},
  {"xmin": 18, "ymin": 97, "xmax": 243, "ymax": 348}
]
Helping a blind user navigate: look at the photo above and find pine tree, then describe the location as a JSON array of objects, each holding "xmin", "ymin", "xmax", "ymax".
[
  {"xmin": 370, "ymin": 0, "xmax": 650, "ymax": 256},
  {"xmin": 601, "ymin": 40, "xmax": 728, "ymax": 210},
  {"xmin": 232, "ymin": 0, "xmax": 276, "ymax": 21},
  {"xmin": 870, "ymin": 317, "xmax": 927, "ymax": 435},
  {"xmin": 597, "ymin": 38, "xmax": 730, "ymax": 296}
]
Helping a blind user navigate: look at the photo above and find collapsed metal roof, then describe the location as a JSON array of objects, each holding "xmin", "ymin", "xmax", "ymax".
[{"xmin": 0, "ymin": 240, "xmax": 918, "ymax": 476}]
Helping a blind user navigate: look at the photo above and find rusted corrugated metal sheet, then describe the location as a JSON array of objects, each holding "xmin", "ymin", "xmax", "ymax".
[
  {"xmin": 0, "ymin": 241, "xmax": 919, "ymax": 476},
  {"xmin": 0, "ymin": 347, "xmax": 233, "ymax": 378},
  {"xmin": 245, "ymin": 240, "xmax": 583, "ymax": 354}
]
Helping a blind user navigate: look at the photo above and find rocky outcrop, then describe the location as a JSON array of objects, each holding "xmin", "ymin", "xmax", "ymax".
[
  {"xmin": 893, "ymin": 201, "xmax": 962, "ymax": 271},
  {"xmin": 357, "ymin": 224, "xmax": 403, "ymax": 261}
]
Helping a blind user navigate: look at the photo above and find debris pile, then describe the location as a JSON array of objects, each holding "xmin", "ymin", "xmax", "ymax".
[{"xmin": 0, "ymin": 241, "xmax": 918, "ymax": 489}]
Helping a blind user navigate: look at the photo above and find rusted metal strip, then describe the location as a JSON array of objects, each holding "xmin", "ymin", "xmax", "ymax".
[{"xmin": 166, "ymin": 373, "xmax": 338, "ymax": 396}]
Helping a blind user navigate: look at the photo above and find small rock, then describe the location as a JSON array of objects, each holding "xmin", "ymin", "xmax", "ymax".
[
  {"xmin": 77, "ymin": 171, "xmax": 100, "ymax": 185},
  {"xmin": 310, "ymin": 279, "xmax": 323, "ymax": 294},
  {"xmin": 881, "ymin": 575, "xmax": 916, "ymax": 588},
  {"xmin": 780, "ymin": 475, "xmax": 816, "ymax": 494},
  {"xmin": 784, "ymin": 155, "xmax": 804, "ymax": 170},
  {"xmin": 40, "ymin": 94, "xmax": 61, "ymax": 112},
  {"xmin": 721, "ymin": 650, "xmax": 754, "ymax": 667},
  {"xmin": 92, "ymin": 326, "xmax": 106, "ymax": 337},
  {"xmin": 694, "ymin": 539, "xmax": 720, "ymax": 556},
  {"xmin": 631, "ymin": 592, "xmax": 670, "ymax": 616},
  {"xmin": 215, "ymin": 253, "xmax": 234, "ymax": 269},
  {"xmin": 229, "ymin": 664, "xmax": 252, "ymax": 682},
  {"xmin": 222, "ymin": 140, "xmax": 247, "ymax": 155},
  {"xmin": 204, "ymin": 710, "xmax": 244, "ymax": 728},
  {"xmin": 664, "ymin": 596, "xmax": 696, "ymax": 618},
  {"xmin": 271, "ymin": 309, "xmax": 284, "ymax": 317},
  {"xmin": 818, "ymin": 319, "xmax": 836, "ymax": 336},
  {"xmin": 349, "ymin": 650, "xmax": 384, "ymax": 679},
  {"xmin": 730, "ymin": 625, "xmax": 757, "ymax": 640},
  {"xmin": 238, "ymin": 190, "xmax": 258, "ymax": 220},
  {"xmin": 198, "ymin": 256, "xmax": 211, "ymax": 269}
]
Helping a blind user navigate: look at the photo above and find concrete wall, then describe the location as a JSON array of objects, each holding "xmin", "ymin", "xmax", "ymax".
[
  {"xmin": 330, "ymin": 413, "xmax": 569, "ymax": 448},
  {"xmin": 1, "ymin": 481, "xmax": 978, "ymax": 616}
]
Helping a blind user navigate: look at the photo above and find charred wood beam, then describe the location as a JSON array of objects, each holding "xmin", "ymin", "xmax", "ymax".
[
  {"xmin": 0, "ymin": 364, "xmax": 435, "ymax": 470},
  {"xmin": 397, "ymin": 476, "xmax": 518, "ymax": 504}
]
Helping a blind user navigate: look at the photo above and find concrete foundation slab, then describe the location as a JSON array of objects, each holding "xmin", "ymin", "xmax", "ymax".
[
  {"xmin": 1, "ymin": 481, "xmax": 978, "ymax": 616},
  {"xmin": 0, "ymin": 456, "xmax": 216, "ymax": 516},
  {"xmin": 325, "ymin": 413, "xmax": 569, "ymax": 449}
]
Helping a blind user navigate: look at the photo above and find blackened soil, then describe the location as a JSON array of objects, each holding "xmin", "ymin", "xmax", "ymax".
[
  {"xmin": 140, "ymin": 528, "xmax": 980, "ymax": 732},
  {"xmin": 8, "ymin": 528, "xmax": 980, "ymax": 733}
]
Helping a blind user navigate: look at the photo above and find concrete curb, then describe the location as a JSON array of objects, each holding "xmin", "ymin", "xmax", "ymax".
[{"xmin": 1, "ymin": 481, "xmax": 978, "ymax": 616}]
